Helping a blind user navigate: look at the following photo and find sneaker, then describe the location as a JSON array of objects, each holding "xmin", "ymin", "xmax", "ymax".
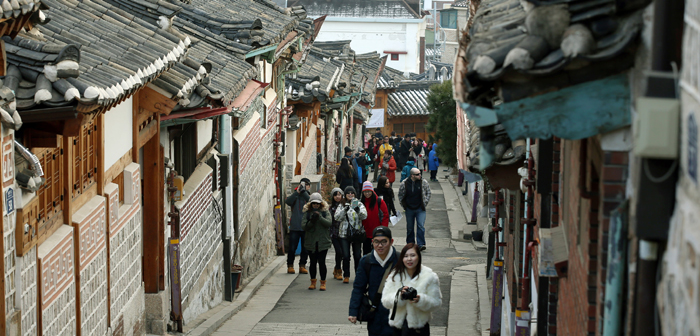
[{"xmin": 420, "ymin": 245, "xmax": 426, "ymax": 251}]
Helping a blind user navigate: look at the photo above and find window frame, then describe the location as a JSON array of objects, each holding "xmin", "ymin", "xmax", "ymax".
[{"xmin": 440, "ymin": 10, "xmax": 458, "ymax": 29}]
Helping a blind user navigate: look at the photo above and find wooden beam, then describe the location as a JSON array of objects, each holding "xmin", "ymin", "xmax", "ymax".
[
  {"xmin": 103, "ymin": 151, "xmax": 133, "ymax": 188},
  {"xmin": 23, "ymin": 129, "xmax": 59, "ymax": 148},
  {"xmin": 143, "ymin": 134, "xmax": 161, "ymax": 293},
  {"xmin": 137, "ymin": 119, "xmax": 158, "ymax": 148}
]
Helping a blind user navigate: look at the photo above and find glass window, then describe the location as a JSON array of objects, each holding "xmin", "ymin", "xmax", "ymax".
[
  {"xmin": 391, "ymin": 54, "xmax": 399, "ymax": 61},
  {"xmin": 440, "ymin": 10, "xmax": 457, "ymax": 29}
]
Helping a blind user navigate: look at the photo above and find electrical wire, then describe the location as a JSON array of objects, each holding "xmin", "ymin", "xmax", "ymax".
[{"xmin": 643, "ymin": 158, "xmax": 678, "ymax": 183}]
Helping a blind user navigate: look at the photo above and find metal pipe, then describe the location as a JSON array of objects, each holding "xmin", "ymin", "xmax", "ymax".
[{"xmin": 603, "ymin": 205, "xmax": 628, "ymax": 336}]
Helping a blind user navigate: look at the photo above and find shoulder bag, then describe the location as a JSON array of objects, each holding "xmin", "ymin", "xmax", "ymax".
[{"xmin": 358, "ymin": 262, "xmax": 393, "ymax": 322}]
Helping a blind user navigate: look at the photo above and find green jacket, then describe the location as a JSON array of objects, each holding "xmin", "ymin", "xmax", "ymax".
[{"xmin": 301, "ymin": 201, "xmax": 332, "ymax": 252}]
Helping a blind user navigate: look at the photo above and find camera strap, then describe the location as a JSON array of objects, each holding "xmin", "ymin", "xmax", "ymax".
[{"xmin": 390, "ymin": 288, "xmax": 401, "ymax": 320}]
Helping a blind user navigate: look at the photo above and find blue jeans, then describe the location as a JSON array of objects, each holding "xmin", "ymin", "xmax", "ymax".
[
  {"xmin": 405, "ymin": 208, "xmax": 426, "ymax": 247},
  {"xmin": 287, "ymin": 231, "xmax": 308, "ymax": 267},
  {"xmin": 340, "ymin": 238, "xmax": 363, "ymax": 277}
]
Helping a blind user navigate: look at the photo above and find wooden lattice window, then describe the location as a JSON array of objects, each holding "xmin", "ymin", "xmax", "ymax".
[
  {"xmin": 71, "ymin": 119, "xmax": 98, "ymax": 199},
  {"xmin": 16, "ymin": 143, "xmax": 64, "ymax": 256}
]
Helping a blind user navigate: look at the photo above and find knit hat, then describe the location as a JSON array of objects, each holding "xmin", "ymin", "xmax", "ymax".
[
  {"xmin": 362, "ymin": 181, "xmax": 374, "ymax": 192},
  {"xmin": 372, "ymin": 226, "xmax": 392, "ymax": 240},
  {"xmin": 344, "ymin": 186, "xmax": 357, "ymax": 195},
  {"xmin": 358, "ymin": 147, "xmax": 365, "ymax": 152},
  {"xmin": 309, "ymin": 192, "xmax": 323, "ymax": 204},
  {"xmin": 344, "ymin": 146, "xmax": 353, "ymax": 154},
  {"xmin": 331, "ymin": 187, "xmax": 344, "ymax": 197}
]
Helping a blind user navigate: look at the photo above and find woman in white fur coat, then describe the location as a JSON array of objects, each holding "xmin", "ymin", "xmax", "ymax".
[{"xmin": 381, "ymin": 243, "xmax": 442, "ymax": 335}]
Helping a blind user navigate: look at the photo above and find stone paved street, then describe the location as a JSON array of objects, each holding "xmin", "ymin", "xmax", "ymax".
[{"xmin": 211, "ymin": 176, "xmax": 486, "ymax": 336}]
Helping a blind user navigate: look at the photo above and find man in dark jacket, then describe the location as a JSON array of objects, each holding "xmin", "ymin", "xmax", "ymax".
[
  {"xmin": 397, "ymin": 133, "xmax": 412, "ymax": 170},
  {"xmin": 285, "ymin": 178, "xmax": 311, "ymax": 274},
  {"xmin": 398, "ymin": 168, "xmax": 432, "ymax": 251},
  {"xmin": 348, "ymin": 227, "xmax": 397, "ymax": 336}
]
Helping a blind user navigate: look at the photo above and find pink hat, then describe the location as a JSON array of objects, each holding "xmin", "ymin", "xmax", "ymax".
[{"xmin": 362, "ymin": 181, "xmax": 374, "ymax": 192}]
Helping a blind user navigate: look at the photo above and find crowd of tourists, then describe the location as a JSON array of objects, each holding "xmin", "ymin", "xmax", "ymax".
[{"xmin": 285, "ymin": 129, "xmax": 444, "ymax": 335}]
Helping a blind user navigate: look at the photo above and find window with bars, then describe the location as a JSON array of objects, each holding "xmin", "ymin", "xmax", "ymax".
[{"xmin": 70, "ymin": 119, "xmax": 98, "ymax": 200}]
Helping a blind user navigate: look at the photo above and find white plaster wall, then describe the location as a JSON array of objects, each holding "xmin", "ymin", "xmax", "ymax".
[
  {"xmin": 286, "ymin": 130, "xmax": 297, "ymax": 165},
  {"xmin": 196, "ymin": 120, "xmax": 213, "ymax": 155},
  {"xmin": 103, "ymin": 97, "xmax": 133, "ymax": 172},
  {"xmin": 316, "ymin": 19, "xmax": 424, "ymax": 74}
]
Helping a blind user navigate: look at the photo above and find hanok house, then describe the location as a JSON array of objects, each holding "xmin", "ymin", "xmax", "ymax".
[
  {"xmin": 454, "ymin": 0, "xmax": 651, "ymax": 335},
  {"xmin": 374, "ymin": 73, "xmax": 440, "ymax": 144},
  {"xmin": 1, "ymin": 0, "xmax": 205, "ymax": 335},
  {"xmin": 106, "ymin": 0, "xmax": 317, "ymax": 327}
]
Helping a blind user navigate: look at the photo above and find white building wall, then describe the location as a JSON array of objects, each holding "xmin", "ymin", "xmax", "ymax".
[
  {"xmin": 316, "ymin": 19, "xmax": 425, "ymax": 74},
  {"xmin": 103, "ymin": 97, "xmax": 133, "ymax": 172}
]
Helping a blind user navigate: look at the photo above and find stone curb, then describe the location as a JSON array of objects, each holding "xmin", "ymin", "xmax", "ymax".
[
  {"xmin": 444, "ymin": 175, "xmax": 488, "ymax": 250},
  {"xmin": 185, "ymin": 256, "xmax": 287, "ymax": 336},
  {"xmin": 449, "ymin": 264, "xmax": 490, "ymax": 336}
]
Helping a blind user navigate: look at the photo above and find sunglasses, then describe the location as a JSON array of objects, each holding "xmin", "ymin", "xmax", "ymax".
[{"xmin": 412, "ymin": 173, "xmax": 421, "ymax": 176}]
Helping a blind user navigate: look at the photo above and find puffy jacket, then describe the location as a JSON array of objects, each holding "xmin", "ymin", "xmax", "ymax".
[
  {"xmin": 334, "ymin": 200, "xmax": 367, "ymax": 239},
  {"xmin": 381, "ymin": 265, "xmax": 442, "ymax": 329},
  {"xmin": 285, "ymin": 190, "xmax": 310, "ymax": 231},
  {"xmin": 428, "ymin": 143, "xmax": 439, "ymax": 171},
  {"xmin": 362, "ymin": 192, "xmax": 390, "ymax": 238},
  {"xmin": 336, "ymin": 169, "xmax": 356, "ymax": 191},
  {"xmin": 301, "ymin": 201, "xmax": 332, "ymax": 252},
  {"xmin": 349, "ymin": 249, "xmax": 398, "ymax": 336},
  {"xmin": 401, "ymin": 161, "xmax": 416, "ymax": 182},
  {"xmin": 382, "ymin": 156, "xmax": 397, "ymax": 183}
]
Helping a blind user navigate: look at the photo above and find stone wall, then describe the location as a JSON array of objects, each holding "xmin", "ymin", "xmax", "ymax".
[
  {"xmin": 658, "ymin": 4, "xmax": 700, "ymax": 333},
  {"xmin": 175, "ymin": 163, "xmax": 224, "ymax": 324},
  {"xmin": 107, "ymin": 163, "xmax": 145, "ymax": 336},
  {"xmin": 236, "ymin": 114, "xmax": 277, "ymax": 279},
  {"xmin": 38, "ymin": 225, "xmax": 76, "ymax": 336},
  {"xmin": 18, "ymin": 246, "xmax": 37, "ymax": 336},
  {"xmin": 72, "ymin": 196, "xmax": 108, "ymax": 336}
]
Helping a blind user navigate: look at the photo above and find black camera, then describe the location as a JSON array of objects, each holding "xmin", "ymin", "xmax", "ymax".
[{"xmin": 401, "ymin": 287, "xmax": 418, "ymax": 301}]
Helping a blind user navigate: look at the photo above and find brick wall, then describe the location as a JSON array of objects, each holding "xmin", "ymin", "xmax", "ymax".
[
  {"xmin": 107, "ymin": 163, "xmax": 144, "ymax": 333},
  {"xmin": 175, "ymin": 163, "xmax": 225, "ymax": 323},
  {"xmin": 237, "ymin": 113, "xmax": 278, "ymax": 278},
  {"xmin": 556, "ymin": 138, "xmax": 602, "ymax": 336},
  {"xmin": 18, "ymin": 246, "xmax": 37, "ymax": 336},
  {"xmin": 38, "ymin": 225, "xmax": 76, "ymax": 336},
  {"xmin": 4, "ymin": 205, "xmax": 16, "ymax": 322},
  {"xmin": 72, "ymin": 196, "xmax": 108, "ymax": 336}
]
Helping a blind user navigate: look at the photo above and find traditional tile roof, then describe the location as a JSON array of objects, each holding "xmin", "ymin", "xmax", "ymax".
[
  {"xmin": 452, "ymin": 0, "xmax": 469, "ymax": 8},
  {"xmin": 1, "ymin": 0, "xmax": 43, "ymax": 21},
  {"xmin": 106, "ymin": 0, "xmax": 309, "ymax": 108},
  {"xmin": 286, "ymin": 52, "xmax": 345, "ymax": 103},
  {"xmin": 353, "ymin": 52, "xmax": 386, "ymax": 103},
  {"xmin": 456, "ymin": 0, "xmax": 647, "ymax": 105},
  {"xmin": 376, "ymin": 65, "xmax": 408, "ymax": 89},
  {"xmin": 2, "ymin": 0, "xmax": 200, "ymax": 113},
  {"xmin": 287, "ymin": 0, "xmax": 421, "ymax": 19},
  {"xmin": 386, "ymin": 81, "xmax": 439, "ymax": 116}
]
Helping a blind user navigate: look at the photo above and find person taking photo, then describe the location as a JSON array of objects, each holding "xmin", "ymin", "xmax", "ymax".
[{"xmin": 381, "ymin": 243, "xmax": 442, "ymax": 335}]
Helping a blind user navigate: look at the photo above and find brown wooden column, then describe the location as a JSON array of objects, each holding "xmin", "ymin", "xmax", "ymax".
[{"xmin": 135, "ymin": 88, "xmax": 174, "ymax": 293}]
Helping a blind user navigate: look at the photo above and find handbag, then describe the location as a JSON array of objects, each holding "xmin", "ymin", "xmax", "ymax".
[
  {"xmin": 358, "ymin": 265, "xmax": 392, "ymax": 322},
  {"xmin": 346, "ymin": 214, "xmax": 366, "ymax": 242}
]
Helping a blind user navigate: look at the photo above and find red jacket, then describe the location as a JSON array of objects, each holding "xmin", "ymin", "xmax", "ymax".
[
  {"xmin": 385, "ymin": 156, "xmax": 397, "ymax": 183},
  {"xmin": 361, "ymin": 191, "xmax": 389, "ymax": 238}
]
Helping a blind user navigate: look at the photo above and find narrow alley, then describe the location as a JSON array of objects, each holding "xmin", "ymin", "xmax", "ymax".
[{"xmin": 190, "ymin": 177, "xmax": 489, "ymax": 336}]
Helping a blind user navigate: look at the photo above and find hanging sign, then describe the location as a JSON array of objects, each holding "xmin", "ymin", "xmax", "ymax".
[
  {"xmin": 367, "ymin": 108, "xmax": 384, "ymax": 128},
  {"xmin": 5, "ymin": 188, "xmax": 14, "ymax": 215}
]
